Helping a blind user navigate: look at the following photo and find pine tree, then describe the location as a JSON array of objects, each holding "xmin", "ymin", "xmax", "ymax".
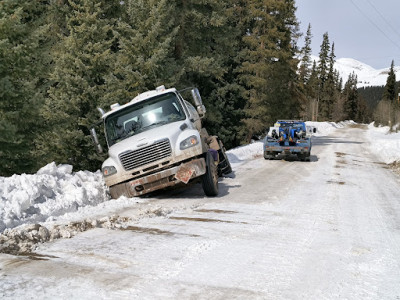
[
  {"xmin": 171, "ymin": 0, "xmax": 244, "ymax": 144},
  {"xmin": 36, "ymin": 0, "xmax": 121, "ymax": 171},
  {"xmin": 306, "ymin": 60, "xmax": 319, "ymax": 121},
  {"xmin": 238, "ymin": 0, "xmax": 301, "ymax": 140},
  {"xmin": 383, "ymin": 60, "xmax": 396, "ymax": 102},
  {"xmin": 315, "ymin": 32, "xmax": 330, "ymax": 121},
  {"xmin": 299, "ymin": 23, "xmax": 313, "ymax": 86},
  {"xmin": 382, "ymin": 60, "xmax": 398, "ymax": 127},
  {"xmin": 103, "ymin": 0, "xmax": 178, "ymax": 104},
  {"xmin": 0, "ymin": 0, "xmax": 51, "ymax": 176},
  {"xmin": 343, "ymin": 72, "xmax": 358, "ymax": 121},
  {"xmin": 321, "ymin": 42, "xmax": 339, "ymax": 120}
]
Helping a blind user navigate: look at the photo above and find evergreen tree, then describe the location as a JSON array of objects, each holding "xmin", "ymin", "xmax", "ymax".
[
  {"xmin": 358, "ymin": 85, "xmax": 385, "ymax": 110},
  {"xmin": 298, "ymin": 23, "xmax": 313, "ymax": 86},
  {"xmin": 382, "ymin": 60, "xmax": 398, "ymax": 127},
  {"xmin": 101, "ymin": 0, "xmax": 178, "ymax": 107},
  {"xmin": 321, "ymin": 42, "xmax": 339, "ymax": 120},
  {"xmin": 315, "ymin": 32, "xmax": 330, "ymax": 121},
  {"xmin": 36, "ymin": 0, "xmax": 121, "ymax": 171},
  {"xmin": 0, "ymin": 0, "xmax": 51, "ymax": 176},
  {"xmin": 238, "ymin": 0, "xmax": 301, "ymax": 140},
  {"xmin": 383, "ymin": 60, "xmax": 396, "ymax": 102},
  {"xmin": 343, "ymin": 72, "xmax": 358, "ymax": 120},
  {"xmin": 170, "ymin": 0, "xmax": 245, "ymax": 147},
  {"xmin": 306, "ymin": 60, "xmax": 319, "ymax": 121}
]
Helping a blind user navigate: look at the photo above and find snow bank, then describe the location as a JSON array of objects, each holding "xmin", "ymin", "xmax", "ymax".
[
  {"xmin": 366, "ymin": 123, "xmax": 400, "ymax": 164},
  {"xmin": 227, "ymin": 142, "xmax": 263, "ymax": 165},
  {"xmin": 0, "ymin": 162, "xmax": 109, "ymax": 232},
  {"xmin": 306, "ymin": 120, "xmax": 353, "ymax": 136}
]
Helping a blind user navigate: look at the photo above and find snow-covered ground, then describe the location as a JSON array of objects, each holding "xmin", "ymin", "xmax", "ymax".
[
  {"xmin": 0, "ymin": 121, "xmax": 399, "ymax": 237},
  {"xmin": 1, "ymin": 121, "xmax": 400, "ymax": 299}
]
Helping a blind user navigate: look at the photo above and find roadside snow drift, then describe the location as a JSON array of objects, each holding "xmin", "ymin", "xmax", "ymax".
[
  {"xmin": 366, "ymin": 123, "xmax": 400, "ymax": 164},
  {"xmin": 0, "ymin": 162, "xmax": 109, "ymax": 233}
]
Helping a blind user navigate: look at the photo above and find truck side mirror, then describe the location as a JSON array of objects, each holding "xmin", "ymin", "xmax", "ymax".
[
  {"xmin": 313, "ymin": 128, "xmax": 317, "ymax": 133},
  {"xmin": 191, "ymin": 88, "xmax": 206, "ymax": 117},
  {"xmin": 90, "ymin": 127, "xmax": 103, "ymax": 153}
]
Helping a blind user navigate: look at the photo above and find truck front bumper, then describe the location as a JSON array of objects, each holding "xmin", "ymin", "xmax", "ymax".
[{"xmin": 109, "ymin": 158, "xmax": 206, "ymax": 198}]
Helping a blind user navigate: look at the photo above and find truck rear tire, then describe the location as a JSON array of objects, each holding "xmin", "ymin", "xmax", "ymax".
[
  {"xmin": 298, "ymin": 152, "xmax": 310, "ymax": 161},
  {"xmin": 264, "ymin": 151, "xmax": 274, "ymax": 160},
  {"xmin": 202, "ymin": 151, "xmax": 219, "ymax": 197}
]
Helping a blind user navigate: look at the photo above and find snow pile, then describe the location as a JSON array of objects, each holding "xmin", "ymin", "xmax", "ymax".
[
  {"xmin": 0, "ymin": 162, "xmax": 109, "ymax": 233},
  {"xmin": 227, "ymin": 141, "xmax": 263, "ymax": 165},
  {"xmin": 366, "ymin": 123, "xmax": 400, "ymax": 164},
  {"xmin": 306, "ymin": 121, "xmax": 349, "ymax": 136}
]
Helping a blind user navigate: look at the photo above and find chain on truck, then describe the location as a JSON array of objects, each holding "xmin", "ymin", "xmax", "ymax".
[{"xmin": 90, "ymin": 85, "xmax": 232, "ymax": 199}]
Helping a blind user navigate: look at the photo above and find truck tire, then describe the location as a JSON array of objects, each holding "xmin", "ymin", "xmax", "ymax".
[
  {"xmin": 298, "ymin": 152, "xmax": 310, "ymax": 161},
  {"xmin": 202, "ymin": 151, "xmax": 219, "ymax": 197},
  {"xmin": 264, "ymin": 151, "xmax": 274, "ymax": 160},
  {"xmin": 218, "ymin": 142, "xmax": 232, "ymax": 175}
]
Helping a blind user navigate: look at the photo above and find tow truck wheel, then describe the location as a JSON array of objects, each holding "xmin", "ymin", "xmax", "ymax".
[
  {"xmin": 298, "ymin": 153, "xmax": 310, "ymax": 161},
  {"xmin": 264, "ymin": 151, "xmax": 274, "ymax": 160},
  {"xmin": 202, "ymin": 151, "xmax": 219, "ymax": 197}
]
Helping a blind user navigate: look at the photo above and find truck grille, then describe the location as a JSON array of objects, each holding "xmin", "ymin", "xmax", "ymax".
[{"xmin": 119, "ymin": 139, "xmax": 172, "ymax": 171}]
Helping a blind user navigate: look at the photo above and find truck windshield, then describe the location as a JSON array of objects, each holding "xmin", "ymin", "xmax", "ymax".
[
  {"xmin": 105, "ymin": 92, "xmax": 186, "ymax": 146},
  {"xmin": 279, "ymin": 123, "xmax": 304, "ymax": 130}
]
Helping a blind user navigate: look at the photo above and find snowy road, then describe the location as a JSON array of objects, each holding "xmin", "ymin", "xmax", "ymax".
[{"xmin": 1, "ymin": 124, "xmax": 400, "ymax": 299}]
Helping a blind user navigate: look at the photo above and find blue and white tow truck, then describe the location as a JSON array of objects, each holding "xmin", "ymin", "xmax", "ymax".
[{"xmin": 263, "ymin": 120, "xmax": 316, "ymax": 161}]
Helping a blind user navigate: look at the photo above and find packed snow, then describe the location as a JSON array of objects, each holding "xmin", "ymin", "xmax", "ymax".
[{"xmin": 0, "ymin": 121, "xmax": 399, "ymax": 254}]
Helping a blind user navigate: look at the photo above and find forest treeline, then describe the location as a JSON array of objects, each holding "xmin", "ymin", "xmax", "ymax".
[{"xmin": 0, "ymin": 0, "xmax": 399, "ymax": 176}]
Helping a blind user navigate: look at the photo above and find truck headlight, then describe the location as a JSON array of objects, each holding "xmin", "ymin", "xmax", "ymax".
[
  {"xmin": 102, "ymin": 166, "xmax": 117, "ymax": 177},
  {"xmin": 180, "ymin": 135, "xmax": 199, "ymax": 150}
]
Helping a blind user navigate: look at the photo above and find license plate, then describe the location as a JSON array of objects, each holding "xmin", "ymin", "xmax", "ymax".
[{"xmin": 176, "ymin": 165, "xmax": 195, "ymax": 184}]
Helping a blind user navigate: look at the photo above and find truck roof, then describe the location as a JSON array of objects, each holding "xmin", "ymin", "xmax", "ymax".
[{"xmin": 101, "ymin": 86, "xmax": 177, "ymax": 119}]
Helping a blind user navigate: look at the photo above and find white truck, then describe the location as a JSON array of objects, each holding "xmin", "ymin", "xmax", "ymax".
[{"xmin": 90, "ymin": 85, "xmax": 232, "ymax": 199}]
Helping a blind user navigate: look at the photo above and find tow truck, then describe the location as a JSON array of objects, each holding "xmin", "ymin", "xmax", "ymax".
[{"xmin": 263, "ymin": 120, "xmax": 316, "ymax": 161}]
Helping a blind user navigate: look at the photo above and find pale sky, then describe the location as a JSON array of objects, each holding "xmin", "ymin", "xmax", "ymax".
[{"xmin": 296, "ymin": 0, "xmax": 400, "ymax": 69}]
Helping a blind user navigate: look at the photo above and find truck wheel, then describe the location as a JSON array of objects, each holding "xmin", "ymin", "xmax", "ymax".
[
  {"xmin": 202, "ymin": 151, "xmax": 219, "ymax": 197},
  {"xmin": 306, "ymin": 152, "xmax": 311, "ymax": 161},
  {"xmin": 218, "ymin": 144, "xmax": 232, "ymax": 175},
  {"xmin": 264, "ymin": 151, "xmax": 274, "ymax": 160}
]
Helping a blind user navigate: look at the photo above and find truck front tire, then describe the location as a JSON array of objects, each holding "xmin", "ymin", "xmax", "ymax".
[{"xmin": 202, "ymin": 151, "xmax": 219, "ymax": 197}]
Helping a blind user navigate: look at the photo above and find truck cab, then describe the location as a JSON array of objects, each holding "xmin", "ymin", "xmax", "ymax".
[{"xmin": 90, "ymin": 86, "xmax": 231, "ymax": 199}]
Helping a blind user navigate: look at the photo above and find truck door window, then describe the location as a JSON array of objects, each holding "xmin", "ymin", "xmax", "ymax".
[{"xmin": 105, "ymin": 93, "xmax": 186, "ymax": 146}]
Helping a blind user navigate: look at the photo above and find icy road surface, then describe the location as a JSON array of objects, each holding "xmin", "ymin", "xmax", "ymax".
[{"xmin": 1, "ymin": 124, "xmax": 400, "ymax": 299}]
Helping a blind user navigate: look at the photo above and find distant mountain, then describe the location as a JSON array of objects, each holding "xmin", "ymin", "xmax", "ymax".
[{"xmin": 311, "ymin": 55, "xmax": 400, "ymax": 88}]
